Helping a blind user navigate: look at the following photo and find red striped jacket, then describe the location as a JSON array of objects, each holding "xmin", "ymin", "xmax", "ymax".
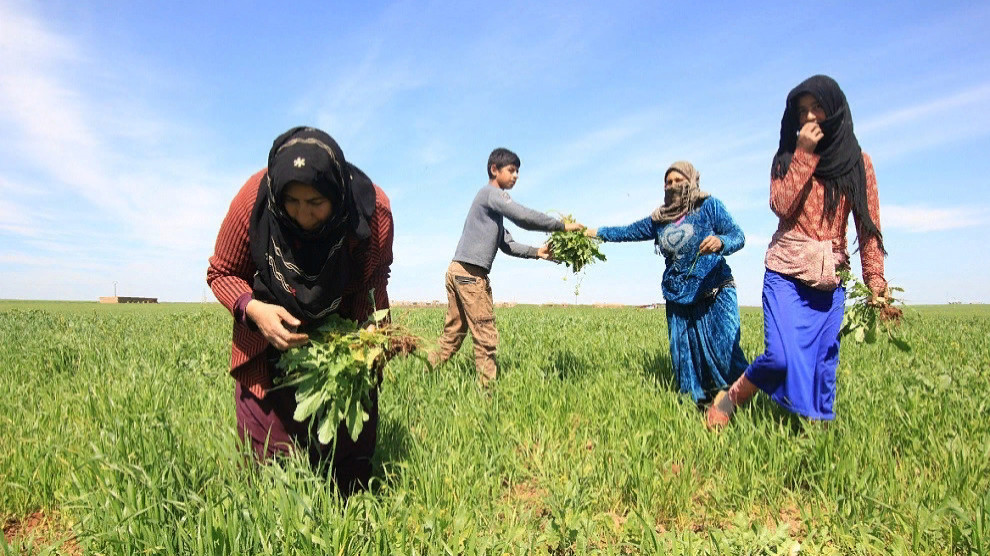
[{"xmin": 207, "ymin": 169, "xmax": 393, "ymax": 398}]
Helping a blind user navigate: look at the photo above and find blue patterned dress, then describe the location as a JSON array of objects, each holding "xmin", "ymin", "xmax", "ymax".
[{"xmin": 598, "ymin": 197, "xmax": 749, "ymax": 401}]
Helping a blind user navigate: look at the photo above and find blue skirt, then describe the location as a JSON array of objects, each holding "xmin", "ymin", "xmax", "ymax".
[
  {"xmin": 666, "ymin": 285, "xmax": 748, "ymax": 401},
  {"xmin": 745, "ymin": 270, "xmax": 845, "ymax": 420}
]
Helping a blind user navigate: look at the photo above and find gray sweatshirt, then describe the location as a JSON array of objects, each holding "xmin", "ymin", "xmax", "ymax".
[{"xmin": 453, "ymin": 185, "xmax": 565, "ymax": 271}]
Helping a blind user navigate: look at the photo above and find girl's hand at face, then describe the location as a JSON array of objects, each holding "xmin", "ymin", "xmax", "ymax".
[
  {"xmin": 245, "ymin": 300, "xmax": 310, "ymax": 350},
  {"xmin": 698, "ymin": 235, "xmax": 723, "ymax": 255},
  {"xmin": 796, "ymin": 122, "xmax": 824, "ymax": 153}
]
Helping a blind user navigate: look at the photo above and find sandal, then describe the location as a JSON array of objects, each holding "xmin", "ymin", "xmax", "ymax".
[{"xmin": 705, "ymin": 390, "xmax": 735, "ymax": 430}]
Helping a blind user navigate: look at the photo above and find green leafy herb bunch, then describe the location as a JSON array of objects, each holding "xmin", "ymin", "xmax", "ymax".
[
  {"xmin": 838, "ymin": 269, "xmax": 909, "ymax": 351},
  {"xmin": 275, "ymin": 307, "xmax": 420, "ymax": 445},
  {"xmin": 548, "ymin": 215, "xmax": 606, "ymax": 273}
]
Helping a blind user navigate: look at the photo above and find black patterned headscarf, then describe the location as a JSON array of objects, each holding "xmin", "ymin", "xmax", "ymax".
[
  {"xmin": 771, "ymin": 75, "xmax": 885, "ymax": 253},
  {"xmin": 248, "ymin": 126, "xmax": 377, "ymax": 321}
]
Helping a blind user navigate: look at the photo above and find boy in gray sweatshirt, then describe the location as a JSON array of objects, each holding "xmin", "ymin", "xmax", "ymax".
[{"xmin": 428, "ymin": 148, "xmax": 583, "ymax": 386}]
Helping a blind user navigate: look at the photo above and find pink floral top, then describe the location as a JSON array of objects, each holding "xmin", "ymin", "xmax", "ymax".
[{"xmin": 764, "ymin": 149, "xmax": 887, "ymax": 294}]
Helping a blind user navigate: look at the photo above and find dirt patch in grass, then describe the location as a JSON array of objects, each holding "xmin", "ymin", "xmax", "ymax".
[
  {"xmin": 506, "ymin": 479, "xmax": 550, "ymax": 518},
  {"xmin": 605, "ymin": 510, "xmax": 628, "ymax": 531},
  {"xmin": 772, "ymin": 502, "xmax": 807, "ymax": 539},
  {"xmin": 3, "ymin": 510, "xmax": 81, "ymax": 555}
]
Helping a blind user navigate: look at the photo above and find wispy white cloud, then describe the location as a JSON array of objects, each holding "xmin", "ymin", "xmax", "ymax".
[
  {"xmin": 857, "ymin": 83, "xmax": 990, "ymax": 160},
  {"xmin": 310, "ymin": 49, "xmax": 428, "ymax": 146},
  {"xmin": 0, "ymin": 2, "xmax": 237, "ymax": 298},
  {"xmin": 0, "ymin": 253, "xmax": 60, "ymax": 267},
  {"xmin": 859, "ymin": 83, "xmax": 990, "ymax": 134},
  {"xmin": 882, "ymin": 204, "xmax": 986, "ymax": 232},
  {"xmin": 0, "ymin": 198, "xmax": 43, "ymax": 238},
  {"xmin": 526, "ymin": 111, "xmax": 662, "ymax": 191},
  {"xmin": 741, "ymin": 233, "xmax": 772, "ymax": 252},
  {"xmin": 619, "ymin": 118, "xmax": 776, "ymax": 185},
  {"xmin": 0, "ymin": 6, "xmax": 111, "ymax": 201}
]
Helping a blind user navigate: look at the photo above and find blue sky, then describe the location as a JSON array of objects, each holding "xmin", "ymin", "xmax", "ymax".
[{"xmin": 2, "ymin": 0, "xmax": 989, "ymax": 306}]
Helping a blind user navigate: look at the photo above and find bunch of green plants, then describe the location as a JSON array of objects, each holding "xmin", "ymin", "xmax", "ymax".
[
  {"xmin": 547, "ymin": 215, "xmax": 606, "ymax": 274},
  {"xmin": 275, "ymin": 308, "xmax": 391, "ymax": 444},
  {"xmin": 838, "ymin": 269, "xmax": 909, "ymax": 351}
]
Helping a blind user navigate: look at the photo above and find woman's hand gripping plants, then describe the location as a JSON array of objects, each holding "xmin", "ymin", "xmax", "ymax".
[{"xmin": 275, "ymin": 296, "xmax": 424, "ymax": 445}]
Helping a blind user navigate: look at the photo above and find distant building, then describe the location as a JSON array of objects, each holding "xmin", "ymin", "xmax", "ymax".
[
  {"xmin": 392, "ymin": 300, "xmax": 445, "ymax": 308},
  {"xmin": 99, "ymin": 296, "xmax": 158, "ymax": 304}
]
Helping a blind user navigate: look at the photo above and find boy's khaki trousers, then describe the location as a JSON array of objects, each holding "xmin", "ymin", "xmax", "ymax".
[{"xmin": 430, "ymin": 261, "xmax": 498, "ymax": 384}]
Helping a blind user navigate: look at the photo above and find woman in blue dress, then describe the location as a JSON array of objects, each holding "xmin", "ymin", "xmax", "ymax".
[{"xmin": 586, "ymin": 161, "xmax": 748, "ymax": 405}]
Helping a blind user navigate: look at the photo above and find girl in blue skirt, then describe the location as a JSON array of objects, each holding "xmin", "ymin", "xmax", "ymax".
[{"xmin": 706, "ymin": 75, "xmax": 893, "ymax": 427}]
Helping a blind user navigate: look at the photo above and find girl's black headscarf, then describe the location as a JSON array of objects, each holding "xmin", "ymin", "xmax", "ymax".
[
  {"xmin": 771, "ymin": 75, "xmax": 885, "ymax": 254},
  {"xmin": 248, "ymin": 126, "xmax": 377, "ymax": 321}
]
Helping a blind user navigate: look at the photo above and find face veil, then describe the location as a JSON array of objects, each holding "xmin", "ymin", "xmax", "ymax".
[
  {"xmin": 248, "ymin": 127, "xmax": 377, "ymax": 322},
  {"xmin": 651, "ymin": 161, "xmax": 710, "ymax": 225}
]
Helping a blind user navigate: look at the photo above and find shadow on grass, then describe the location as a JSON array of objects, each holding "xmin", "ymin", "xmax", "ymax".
[
  {"xmin": 545, "ymin": 349, "xmax": 592, "ymax": 381},
  {"xmin": 640, "ymin": 350, "xmax": 676, "ymax": 393},
  {"xmin": 370, "ymin": 415, "xmax": 413, "ymax": 493},
  {"xmin": 745, "ymin": 396, "xmax": 821, "ymax": 434},
  {"xmin": 640, "ymin": 350, "xmax": 721, "ymax": 413}
]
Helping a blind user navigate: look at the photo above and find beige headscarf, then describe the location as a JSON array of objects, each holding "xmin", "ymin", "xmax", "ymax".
[{"xmin": 650, "ymin": 161, "xmax": 710, "ymax": 224}]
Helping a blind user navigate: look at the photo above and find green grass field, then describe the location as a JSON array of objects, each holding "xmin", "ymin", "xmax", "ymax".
[{"xmin": 1, "ymin": 301, "xmax": 988, "ymax": 554}]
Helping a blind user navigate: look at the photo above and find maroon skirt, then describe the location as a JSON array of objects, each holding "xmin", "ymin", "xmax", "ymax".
[{"xmin": 234, "ymin": 379, "xmax": 378, "ymax": 494}]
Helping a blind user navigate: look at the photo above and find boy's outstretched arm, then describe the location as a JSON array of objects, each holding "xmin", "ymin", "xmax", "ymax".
[
  {"xmin": 489, "ymin": 189, "xmax": 565, "ymax": 232},
  {"xmin": 498, "ymin": 228, "xmax": 545, "ymax": 260}
]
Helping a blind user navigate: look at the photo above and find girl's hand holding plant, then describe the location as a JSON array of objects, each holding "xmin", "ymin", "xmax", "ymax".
[
  {"xmin": 839, "ymin": 270, "xmax": 908, "ymax": 348},
  {"xmin": 869, "ymin": 285, "xmax": 903, "ymax": 321}
]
